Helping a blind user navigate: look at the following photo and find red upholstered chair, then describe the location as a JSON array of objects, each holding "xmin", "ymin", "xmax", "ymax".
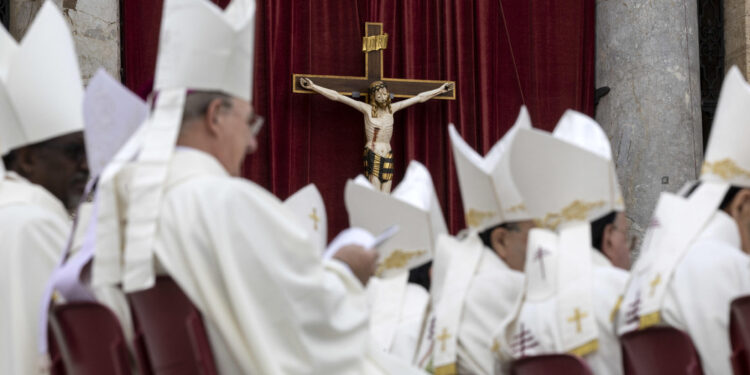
[
  {"xmin": 511, "ymin": 354, "xmax": 593, "ymax": 375},
  {"xmin": 127, "ymin": 276, "xmax": 218, "ymax": 375},
  {"xmin": 48, "ymin": 302, "xmax": 133, "ymax": 375},
  {"xmin": 48, "ymin": 326, "xmax": 66, "ymax": 375},
  {"xmin": 730, "ymin": 296, "xmax": 750, "ymax": 375},
  {"xmin": 620, "ymin": 326, "xmax": 704, "ymax": 375}
]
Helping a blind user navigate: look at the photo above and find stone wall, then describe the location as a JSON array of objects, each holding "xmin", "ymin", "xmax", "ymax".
[
  {"xmin": 595, "ymin": 0, "xmax": 703, "ymax": 252},
  {"xmin": 10, "ymin": 0, "xmax": 120, "ymax": 83}
]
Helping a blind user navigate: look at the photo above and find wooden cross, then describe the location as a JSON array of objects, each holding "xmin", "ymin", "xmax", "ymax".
[
  {"xmin": 309, "ymin": 208, "xmax": 320, "ymax": 231},
  {"xmin": 533, "ymin": 247, "xmax": 550, "ymax": 280},
  {"xmin": 649, "ymin": 274, "xmax": 661, "ymax": 297},
  {"xmin": 293, "ymin": 22, "xmax": 455, "ymax": 101},
  {"xmin": 436, "ymin": 327, "xmax": 451, "ymax": 352},
  {"xmin": 567, "ymin": 308, "xmax": 588, "ymax": 333}
]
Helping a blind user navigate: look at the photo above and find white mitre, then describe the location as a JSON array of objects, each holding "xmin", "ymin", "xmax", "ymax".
[
  {"xmin": 93, "ymin": 0, "xmax": 257, "ymax": 292},
  {"xmin": 509, "ymin": 113, "xmax": 624, "ymax": 230},
  {"xmin": 284, "ymin": 184, "xmax": 328, "ymax": 253},
  {"xmin": 494, "ymin": 117, "xmax": 621, "ymax": 361},
  {"xmin": 617, "ymin": 67, "xmax": 748, "ymax": 332},
  {"xmin": 345, "ymin": 161, "xmax": 448, "ymax": 277},
  {"xmin": 449, "ymin": 106, "xmax": 533, "ymax": 231},
  {"xmin": 83, "ymin": 69, "xmax": 149, "ymax": 182},
  {"xmin": 36, "ymin": 68, "xmax": 149, "ymax": 360},
  {"xmin": 0, "ymin": 2, "xmax": 83, "ymax": 175},
  {"xmin": 154, "ymin": 0, "xmax": 255, "ymax": 101},
  {"xmin": 701, "ymin": 66, "xmax": 750, "ymax": 188}
]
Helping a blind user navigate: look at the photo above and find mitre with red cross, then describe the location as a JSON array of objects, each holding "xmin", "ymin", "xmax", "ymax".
[
  {"xmin": 449, "ymin": 106, "xmax": 533, "ymax": 232},
  {"xmin": 344, "ymin": 161, "xmax": 447, "ymax": 277},
  {"xmin": 508, "ymin": 111, "xmax": 624, "ymax": 231}
]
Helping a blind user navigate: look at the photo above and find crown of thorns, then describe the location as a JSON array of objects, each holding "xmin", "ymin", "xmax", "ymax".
[{"xmin": 369, "ymin": 82, "xmax": 388, "ymax": 94}]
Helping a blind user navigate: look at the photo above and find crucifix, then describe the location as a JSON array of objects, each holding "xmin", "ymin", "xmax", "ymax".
[{"xmin": 294, "ymin": 22, "xmax": 456, "ymax": 193}]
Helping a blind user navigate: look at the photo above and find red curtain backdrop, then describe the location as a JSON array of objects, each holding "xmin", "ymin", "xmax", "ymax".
[{"xmin": 121, "ymin": 0, "xmax": 595, "ymax": 240}]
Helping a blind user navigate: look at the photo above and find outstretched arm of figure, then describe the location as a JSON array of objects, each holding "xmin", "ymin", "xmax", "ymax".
[
  {"xmin": 391, "ymin": 82, "xmax": 454, "ymax": 113},
  {"xmin": 299, "ymin": 77, "xmax": 370, "ymax": 114}
]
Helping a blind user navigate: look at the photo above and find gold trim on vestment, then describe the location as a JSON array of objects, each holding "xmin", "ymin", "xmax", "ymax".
[
  {"xmin": 568, "ymin": 339, "xmax": 599, "ymax": 357},
  {"xmin": 610, "ymin": 296, "xmax": 623, "ymax": 323},
  {"xmin": 534, "ymin": 200, "xmax": 606, "ymax": 230},
  {"xmin": 434, "ymin": 363, "xmax": 457, "ymax": 375},
  {"xmin": 639, "ymin": 311, "xmax": 661, "ymax": 329},
  {"xmin": 702, "ymin": 158, "xmax": 750, "ymax": 180},
  {"xmin": 375, "ymin": 249, "xmax": 426, "ymax": 276},
  {"xmin": 506, "ymin": 203, "xmax": 526, "ymax": 213}
]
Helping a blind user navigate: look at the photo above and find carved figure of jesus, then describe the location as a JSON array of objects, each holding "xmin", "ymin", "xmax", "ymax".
[{"xmin": 300, "ymin": 77, "xmax": 453, "ymax": 193}]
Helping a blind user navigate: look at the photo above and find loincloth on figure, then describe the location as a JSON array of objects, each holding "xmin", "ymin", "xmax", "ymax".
[{"xmin": 362, "ymin": 147, "xmax": 394, "ymax": 183}]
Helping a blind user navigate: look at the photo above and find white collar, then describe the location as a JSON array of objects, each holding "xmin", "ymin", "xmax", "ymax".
[
  {"xmin": 695, "ymin": 210, "xmax": 741, "ymax": 249},
  {"xmin": 591, "ymin": 248, "xmax": 614, "ymax": 268},
  {"xmin": 166, "ymin": 147, "xmax": 230, "ymax": 189}
]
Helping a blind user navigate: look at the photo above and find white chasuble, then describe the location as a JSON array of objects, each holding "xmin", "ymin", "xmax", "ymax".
[
  {"xmin": 0, "ymin": 173, "xmax": 70, "ymax": 375},
  {"xmin": 495, "ymin": 224, "xmax": 627, "ymax": 375},
  {"xmin": 619, "ymin": 208, "xmax": 750, "ymax": 375},
  {"xmin": 617, "ymin": 183, "xmax": 750, "ymax": 375},
  {"xmin": 114, "ymin": 148, "xmax": 424, "ymax": 375},
  {"xmin": 366, "ymin": 272, "xmax": 430, "ymax": 364},
  {"xmin": 427, "ymin": 233, "xmax": 524, "ymax": 375}
]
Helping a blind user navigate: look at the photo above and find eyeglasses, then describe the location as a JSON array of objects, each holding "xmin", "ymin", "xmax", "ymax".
[{"xmin": 248, "ymin": 113, "xmax": 264, "ymax": 136}]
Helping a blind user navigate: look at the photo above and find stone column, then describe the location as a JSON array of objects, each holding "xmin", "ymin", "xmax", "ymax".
[
  {"xmin": 10, "ymin": 0, "xmax": 120, "ymax": 83},
  {"xmin": 596, "ymin": 0, "xmax": 703, "ymax": 251},
  {"xmin": 725, "ymin": 0, "xmax": 749, "ymax": 76}
]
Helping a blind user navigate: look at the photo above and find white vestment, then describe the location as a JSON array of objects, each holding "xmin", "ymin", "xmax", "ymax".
[
  {"xmin": 113, "ymin": 148, "xmax": 423, "ymax": 374},
  {"xmin": 426, "ymin": 233, "xmax": 524, "ymax": 374},
  {"xmin": 619, "ymin": 211, "xmax": 750, "ymax": 375},
  {"xmin": 497, "ymin": 248, "xmax": 627, "ymax": 375},
  {"xmin": 457, "ymin": 245, "xmax": 524, "ymax": 374},
  {"xmin": 0, "ymin": 172, "xmax": 70, "ymax": 375},
  {"xmin": 366, "ymin": 272, "xmax": 430, "ymax": 364}
]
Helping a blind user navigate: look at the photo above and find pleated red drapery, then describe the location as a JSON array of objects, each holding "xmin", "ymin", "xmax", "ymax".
[{"xmin": 121, "ymin": 0, "xmax": 595, "ymax": 239}]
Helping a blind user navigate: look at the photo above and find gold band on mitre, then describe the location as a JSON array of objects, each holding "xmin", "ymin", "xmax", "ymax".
[
  {"xmin": 702, "ymin": 158, "xmax": 750, "ymax": 180},
  {"xmin": 375, "ymin": 249, "xmax": 426, "ymax": 276},
  {"xmin": 534, "ymin": 200, "xmax": 606, "ymax": 230},
  {"xmin": 465, "ymin": 208, "xmax": 495, "ymax": 228}
]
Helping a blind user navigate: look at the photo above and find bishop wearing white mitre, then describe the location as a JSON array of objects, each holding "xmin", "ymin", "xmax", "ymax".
[
  {"xmin": 344, "ymin": 161, "xmax": 447, "ymax": 364},
  {"xmin": 414, "ymin": 107, "xmax": 534, "ymax": 375},
  {"xmin": 34, "ymin": 69, "xmax": 149, "ymax": 367},
  {"xmin": 616, "ymin": 66, "xmax": 750, "ymax": 375},
  {"xmin": 0, "ymin": 4, "xmax": 88, "ymax": 374},
  {"xmin": 493, "ymin": 111, "xmax": 629, "ymax": 375},
  {"xmin": 87, "ymin": 0, "xmax": 426, "ymax": 373}
]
